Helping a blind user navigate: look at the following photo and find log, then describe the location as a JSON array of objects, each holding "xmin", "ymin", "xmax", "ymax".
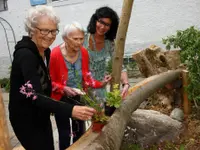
[
  {"xmin": 133, "ymin": 47, "xmax": 182, "ymax": 109},
  {"xmin": 68, "ymin": 70, "xmax": 182, "ymax": 150},
  {"xmin": 132, "ymin": 46, "xmax": 181, "ymax": 77},
  {"xmin": 0, "ymin": 87, "xmax": 11, "ymax": 150}
]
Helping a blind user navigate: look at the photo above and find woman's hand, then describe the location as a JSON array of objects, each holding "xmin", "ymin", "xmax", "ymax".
[
  {"xmin": 102, "ymin": 75, "xmax": 112, "ymax": 86},
  {"xmin": 121, "ymin": 83, "xmax": 130, "ymax": 99},
  {"xmin": 63, "ymin": 86, "xmax": 79, "ymax": 96},
  {"xmin": 72, "ymin": 106, "xmax": 96, "ymax": 120}
]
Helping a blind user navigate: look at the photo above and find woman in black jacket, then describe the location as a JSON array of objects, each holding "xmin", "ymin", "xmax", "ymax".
[{"xmin": 9, "ymin": 5, "xmax": 96, "ymax": 150}]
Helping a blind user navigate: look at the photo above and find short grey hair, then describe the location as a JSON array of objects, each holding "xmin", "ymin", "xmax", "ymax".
[
  {"xmin": 24, "ymin": 5, "xmax": 60, "ymax": 36},
  {"xmin": 62, "ymin": 21, "xmax": 85, "ymax": 39}
]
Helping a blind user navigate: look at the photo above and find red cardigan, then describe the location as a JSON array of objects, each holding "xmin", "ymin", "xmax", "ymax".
[{"xmin": 49, "ymin": 46, "xmax": 103, "ymax": 101}]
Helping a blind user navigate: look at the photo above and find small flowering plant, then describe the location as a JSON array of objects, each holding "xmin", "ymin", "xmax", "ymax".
[
  {"xmin": 75, "ymin": 71, "xmax": 109, "ymax": 123},
  {"xmin": 80, "ymin": 89, "xmax": 109, "ymax": 123},
  {"xmin": 19, "ymin": 80, "xmax": 50, "ymax": 102},
  {"xmin": 20, "ymin": 81, "xmax": 38, "ymax": 100}
]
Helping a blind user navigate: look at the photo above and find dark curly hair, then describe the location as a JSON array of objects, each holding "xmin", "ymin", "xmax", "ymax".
[{"xmin": 87, "ymin": 6, "xmax": 119, "ymax": 41}]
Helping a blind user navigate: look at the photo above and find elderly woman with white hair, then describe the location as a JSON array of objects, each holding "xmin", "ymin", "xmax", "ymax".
[
  {"xmin": 50, "ymin": 21, "xmax": 111, "ymax": 149},
  {"xmin": 9, "ymin": 6, "xmax": 97, "ymax": 150}
]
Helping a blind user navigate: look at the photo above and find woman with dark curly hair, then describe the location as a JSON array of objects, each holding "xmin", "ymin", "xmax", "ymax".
[{"xmin": 83, "ymin": 6, "xmax": 130, "ymax": 100}]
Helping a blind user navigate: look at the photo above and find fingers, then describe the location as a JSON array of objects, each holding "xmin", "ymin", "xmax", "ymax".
[
  {"xmin": 102, "ymin": 75, "xmax": 112, "ymax": 86},
  {"xmin": 72, "ymin": 106, "xmax": 96, "ymax": 121},
  {"xmin": 69, "ymin": 88, "xmax": 78, "ymax": 96},
  {"xmin": 83, "ymin": 107, "xmax": 96, "ymax": 117},
  {"xmin": 64, "ymin": 86, "xmax": 78, "ymax": 96},
  {"xmin": 104, "ymin": 75, "xmax": 112, "ymax": 82},
  {"xmin": 121, "ymin": 84, "xmax": 129, "ymax": 99}
]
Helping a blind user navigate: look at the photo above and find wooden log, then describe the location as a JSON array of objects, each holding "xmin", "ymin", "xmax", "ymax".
[
  {"xmin": 67, "ymin": 70, "xmax": 182, "ymax": 150},
  {"xmin": 132, "ymin": 50, "xmax": 156, "ymax": 77},
  {"xmin": 0, "ymin": 87, "xmax": 11, "ymax": 150},
  {"xmin": 182, "ymin": 70, "xmax": 191, "ymax": 115}
]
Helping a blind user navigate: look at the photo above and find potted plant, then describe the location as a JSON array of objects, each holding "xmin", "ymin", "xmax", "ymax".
[
  {"xmin": 105, "ymin": 84, "xmax": 122, "ymax": 116},
  {"xmin": 79, "ymin": 88, "xmax": 109, "ymax": 132},
  {"xmin": 91, "ymin": 111, "xmax": 109, "ymax": 132}
]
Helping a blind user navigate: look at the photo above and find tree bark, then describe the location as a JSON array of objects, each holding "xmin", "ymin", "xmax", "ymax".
[
  {"xmin": 112, "ymin": 0, "xmax": 134, "ymax": 85},
  {"xmin": 132, "ymin": 46, "xmax": 181, "ymax": 77},
  {"xmin": 68, "ymin": 70, "xmax": 182, "ymax": 150},
  {"xmin": 0, "ymin": 88, "xmax": 11, "ymax": 150}
]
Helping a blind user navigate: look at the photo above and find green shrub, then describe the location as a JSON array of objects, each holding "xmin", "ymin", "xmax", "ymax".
[
  {"xmin": 163, "ymin": 26, "xmax": 200, "ymax": 105},
  {"xmin": 0, "ymin": 78, "xmax": 9, "ymax": 88}
]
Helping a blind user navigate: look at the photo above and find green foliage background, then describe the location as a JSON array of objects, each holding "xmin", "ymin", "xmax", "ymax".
[{"xmin": 163, "ymin": 26, "xmax": 200, "ymax": 104}]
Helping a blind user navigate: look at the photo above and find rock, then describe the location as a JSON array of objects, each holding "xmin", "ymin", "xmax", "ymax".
[
  {"xmin": 121, "ymin": 109, "xmax": 183, "ymax": 148},
  {"xmin": 170, "ymin": 108, "xmax": 184, "ymax": 122}
]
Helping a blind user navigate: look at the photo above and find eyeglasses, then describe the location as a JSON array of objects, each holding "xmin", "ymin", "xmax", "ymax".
[
  {"xmin": 97, "ymin": 19, "xmax": 111, "ymax": 27},
  {"xmin": 35, "ymin": 27, "xmax": 59, "ymax": 36}
]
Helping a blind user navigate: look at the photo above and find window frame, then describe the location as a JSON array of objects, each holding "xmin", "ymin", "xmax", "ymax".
[
  {"xmin": 48, "ymin": 0, "xmax": 84, "ymax": 7},
  {"xmin": 0, "ymin": 0, "xmax": 8, "ymax": 12}
]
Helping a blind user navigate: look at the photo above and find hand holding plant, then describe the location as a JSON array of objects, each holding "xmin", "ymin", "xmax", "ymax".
[{"xmin": 102, "ymin": 75, "xmax": 112, "ymax": 86}]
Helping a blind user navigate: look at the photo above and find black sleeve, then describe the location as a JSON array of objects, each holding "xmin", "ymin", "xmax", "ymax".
[{"xmin": 16, "ymin": 48, "xmax": 74, "ymax": 117}]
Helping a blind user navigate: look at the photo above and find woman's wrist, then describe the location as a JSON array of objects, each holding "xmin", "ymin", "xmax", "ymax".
[{"xmin": 122, "ymin": 82, "xmax": 130, "ymax": 88}]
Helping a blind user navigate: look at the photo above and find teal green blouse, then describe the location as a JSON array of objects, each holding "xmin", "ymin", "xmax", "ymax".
[{"xmin": 83, "ymin": 33, "xmax": 126, "ymax": 100}]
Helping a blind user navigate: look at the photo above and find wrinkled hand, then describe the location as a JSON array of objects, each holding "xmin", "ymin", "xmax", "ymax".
[
  {"xmin": 72, "ymin": 106, "xmax": 96, "ymax": 121},
  {"xmin": 102, "ymin": 75, "xmax": 112, "ymax": 86},
  {"xmin": 121, "ymin": 84, "xmax": 130, "ymax": 99},
  {"xmin": 63, "ymin": 86, "xmax": 79, "ymax": 96}
]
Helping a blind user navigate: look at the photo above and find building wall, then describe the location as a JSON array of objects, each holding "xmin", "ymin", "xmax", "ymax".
[{"xmin": 0, "ymin": 0, "xmax": 200, "ymax": 77}]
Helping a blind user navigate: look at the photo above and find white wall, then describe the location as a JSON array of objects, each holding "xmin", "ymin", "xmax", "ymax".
[{"xmin": 0, "ymin": 0, "xmax": 200, "ymax": 77}]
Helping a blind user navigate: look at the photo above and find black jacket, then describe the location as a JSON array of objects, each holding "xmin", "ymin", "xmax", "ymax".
[{"xmin": 9, "ymin": 36, "xmax": 74, "ymax": 149}]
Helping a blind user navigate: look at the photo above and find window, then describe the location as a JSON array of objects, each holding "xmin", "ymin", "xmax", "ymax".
[
  {"xmin": 49, "ymin": 0, "xmax": 83, "ymax": 7},
  {"xmin": 0, "ymin": 0, "xmax": 8, "ymax": 11}
]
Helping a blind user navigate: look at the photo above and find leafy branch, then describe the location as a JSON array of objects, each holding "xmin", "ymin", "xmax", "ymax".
[{"xmin": 163, "ymin": 26, "xmax": 200, "ymax": 107}]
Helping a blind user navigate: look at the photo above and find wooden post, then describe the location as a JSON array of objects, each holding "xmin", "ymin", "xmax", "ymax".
[
  {"xmin": 112, "ymin": 0, "xmax": 134, "ymax": 86},
  {"xmin": 182, "ymin": 70, "xmax": 191, "ymax": 115},
  {"xmin": 0, "ymin": 87, "xmax": 11, "ymax": 150}
]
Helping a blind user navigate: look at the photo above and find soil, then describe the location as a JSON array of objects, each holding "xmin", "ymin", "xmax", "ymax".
[{"xmin": 145, "ymin": 101, "xmax": 200, "ymax": 150}]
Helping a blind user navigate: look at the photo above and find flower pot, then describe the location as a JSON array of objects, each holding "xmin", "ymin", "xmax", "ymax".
[
  {"xmin": 105, "ymin": 105, "xmax": 116, "ymax": 116},
  {"xmin": 92, "ymin": 122, "xmax": 105, "ymax": 132}
]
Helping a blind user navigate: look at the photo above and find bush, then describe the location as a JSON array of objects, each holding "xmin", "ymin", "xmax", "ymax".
[
  {"xmin": 163, "ymin": 26, "xmax": 200, "ymax": 106},
  {"xmin": 0, "ymin": 78, "xmax": 9, "ymax": 88}
]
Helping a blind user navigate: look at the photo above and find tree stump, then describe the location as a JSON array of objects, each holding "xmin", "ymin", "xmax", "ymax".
[{"xmin": 132, "ymin": 45, "xmax": 182, "ymax": 109}]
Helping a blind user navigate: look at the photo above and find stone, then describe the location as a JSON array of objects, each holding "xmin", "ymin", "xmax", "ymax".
[
  {"xmin": 170, "ymin": 108, "xmax": 184, "ymax": 122},
  {"xmin": 121, "ymin": 109, "xmax": 183, "ymax": 148}
]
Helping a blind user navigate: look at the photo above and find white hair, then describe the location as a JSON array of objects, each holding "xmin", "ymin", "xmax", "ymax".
[
  {"xmin": 24, "ymin": 5, "xmax": 60, "ymax": 36},
  {"xmin": 62, "ymin": 21, "xmax": 85, "ymax": 39}
]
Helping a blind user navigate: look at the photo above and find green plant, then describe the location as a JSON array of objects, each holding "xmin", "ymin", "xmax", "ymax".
[
  {"xmin": 80, "ymin": 89, "xmax": 108, "ymax": 123},
  {"xmin": 0, "ymin": 78, "xmax": 9, "ymax": 87},
  {"xmin": 106, "ymin": 84, "xmax": 122, "ymax": 108},
  {"xmin": 163, "ymin": 26, "xmax": 200, "ymax": 107},
  {"xmin": 92, "ymin": 111, "xmax": 109, "ymax": 123}
]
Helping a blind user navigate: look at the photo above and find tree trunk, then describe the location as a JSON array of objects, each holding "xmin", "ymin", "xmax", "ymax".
[
  {"xmin": 132, "ymin": 45, "xmax": 181, "ymax": 77},
  {"xmin": 132, "ymin": 46, "xmax": 182, "ymax": 109},
  {"xmin": 112, "ymin": 0, "xmax": 134, "ymax": 86},
  {"xmin": 67, "ymin": 70, "xmax": 182, "ymax": 150},
  {"xmin": 0, "ymin": 88, "xmax": 11, "ymax": 150}
]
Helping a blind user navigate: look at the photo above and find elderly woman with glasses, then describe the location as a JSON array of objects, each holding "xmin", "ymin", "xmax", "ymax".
[
  {"xmin": 83, "ymin": 6, "xmax": 130, "ymax": 100},
  {"xmin": 49, "ymin": 21, "xmax": 111, "ymax": 150},
  {"xmin": 9, "ymin": 6, "xmax": 97, "ymax": 150}
]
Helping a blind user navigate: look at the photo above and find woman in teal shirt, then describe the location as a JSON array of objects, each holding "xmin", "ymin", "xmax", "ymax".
[{"xmin": 83, "ymin": 6, "xmax": 130, "ymax": 100}]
